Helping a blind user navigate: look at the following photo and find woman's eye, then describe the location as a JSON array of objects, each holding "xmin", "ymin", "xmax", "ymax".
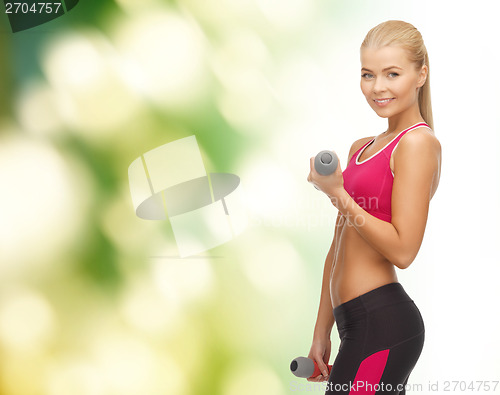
[{"xmin": 361, "ymin": 72, "xmax": 399, "ymax": 79}]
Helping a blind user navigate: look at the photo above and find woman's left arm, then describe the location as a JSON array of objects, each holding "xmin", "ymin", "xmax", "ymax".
[{"xmin": 309, "ymin": 131, "xmax": 441, "ymax": 269}]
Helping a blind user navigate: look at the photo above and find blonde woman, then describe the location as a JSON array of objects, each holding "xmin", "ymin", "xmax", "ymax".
[{"xmin": 307, "ymin": 20, "xmax": 441, "ymax": 394}]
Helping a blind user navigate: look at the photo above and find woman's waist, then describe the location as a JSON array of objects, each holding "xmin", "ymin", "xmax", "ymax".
[{"xmin": 330, "ymin": 257, "xmax": 398, "ymax": 305}]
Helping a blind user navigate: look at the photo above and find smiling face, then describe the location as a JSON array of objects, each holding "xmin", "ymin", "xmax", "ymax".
[{"xmin": 360, "ymin": 45, "xmax": 427, "ymax": 119}]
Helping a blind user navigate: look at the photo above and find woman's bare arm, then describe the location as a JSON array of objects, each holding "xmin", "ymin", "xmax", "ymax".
[{"xmin": 313, "ymin": 211, "xmax": 343, "ymax": 339}]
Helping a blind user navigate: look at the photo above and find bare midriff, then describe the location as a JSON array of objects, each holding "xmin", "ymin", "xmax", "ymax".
[{"xmin": 329, "ymin": 214, "xmax": 399, "ymax": 308}]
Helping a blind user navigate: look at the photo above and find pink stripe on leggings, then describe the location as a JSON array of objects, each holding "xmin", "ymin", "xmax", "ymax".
[{"xmin": 348, "ymin": 349, "xmax": 390, "ymax": 394}]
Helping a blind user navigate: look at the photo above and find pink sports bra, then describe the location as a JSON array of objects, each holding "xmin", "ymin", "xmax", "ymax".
[{"xmin": 342, "ymin": 122, "xmax": 432, "ymax": 223}]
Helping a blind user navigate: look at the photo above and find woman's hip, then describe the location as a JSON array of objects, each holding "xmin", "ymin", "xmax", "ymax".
[{"xmin": 333, "ymin": 282, "xmax": 425, "ymax": 346}]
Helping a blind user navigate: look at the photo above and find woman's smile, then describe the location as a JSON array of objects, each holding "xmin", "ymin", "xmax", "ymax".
[{"xmin": 374, "ymin": 98, "xmax": 395, "ymax": 106}]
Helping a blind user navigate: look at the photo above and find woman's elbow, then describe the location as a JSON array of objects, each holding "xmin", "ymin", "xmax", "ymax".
[
  {"xmin": 395, "ymin": 259, "xmax": 411, "ymax": 270},
  {"xmin": 394, "ymin": 251, "xmax": 417, "ymax": 270}
]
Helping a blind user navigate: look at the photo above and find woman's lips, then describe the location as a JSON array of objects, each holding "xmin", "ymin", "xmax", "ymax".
[{"xmin": 373, "ymin": 98, "xmax": 395, "ymax": 107}]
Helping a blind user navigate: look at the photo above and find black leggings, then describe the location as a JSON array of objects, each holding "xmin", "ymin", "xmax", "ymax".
[{"xmin": 326, "ymin": 282, "xmax": 425, "ymax": 394}]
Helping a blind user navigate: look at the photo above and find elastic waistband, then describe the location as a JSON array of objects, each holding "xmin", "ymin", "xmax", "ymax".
[{"xmin": 333, "ymin": 282, "xmax": 413, "ymax": 324}]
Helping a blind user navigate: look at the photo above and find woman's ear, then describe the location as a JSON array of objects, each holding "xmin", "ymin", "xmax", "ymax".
[{"xmin": 417, "ymin": 65, "xmax": 428, "ymax": 87}]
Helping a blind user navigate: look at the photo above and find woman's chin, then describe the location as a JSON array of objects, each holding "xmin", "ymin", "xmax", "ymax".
[{"xmin": 373, "ymin": 109, "xmax": 391, "ymax": 118}]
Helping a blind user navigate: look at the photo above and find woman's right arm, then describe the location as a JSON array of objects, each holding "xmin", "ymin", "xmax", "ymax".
[
  {"xmin": 307, "ymin": 210, "xmax": 343, "ymax": 381},
  {"xmin": 313, "ymin": 210, "xmax": 342, "ymax": 339}
]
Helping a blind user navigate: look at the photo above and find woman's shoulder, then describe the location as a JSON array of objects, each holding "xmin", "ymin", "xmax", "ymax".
[{"xmin": 396, "ymin": 126, "xmax": 441, "ymax": 155}]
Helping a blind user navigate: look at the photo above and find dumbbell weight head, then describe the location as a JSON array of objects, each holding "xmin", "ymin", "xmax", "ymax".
[
  {"xmin": 314, "ymin": 150, "xmax": 339, "ymax": 189},
  {"xmin": 290, "ymin": 357, "xmax": 316, "ymax": 378},
  {"xmin": 290, "ymin": 356, "xmax": 333, "ymax": 379},
  {"xmin": 314, "ymin": 150, "xmax": 338, "ymax": 176}
]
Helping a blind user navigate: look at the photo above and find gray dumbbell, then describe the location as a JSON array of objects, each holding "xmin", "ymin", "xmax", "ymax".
[
  {"xmin": 290, "ymin": 356, "xmax": 332, "ymax": 379},
  {"xmin": 311, "ymin": 150, "xmax": 339, "ymax": 190},
  {"xmin": 314, "ymin": 150, "xmax": 338, "ymax": 176}
]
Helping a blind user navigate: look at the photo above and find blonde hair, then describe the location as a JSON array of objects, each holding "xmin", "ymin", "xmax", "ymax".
[{"xmin": 361, "ymin": 20, "xmax": 434, "ymax": 131}]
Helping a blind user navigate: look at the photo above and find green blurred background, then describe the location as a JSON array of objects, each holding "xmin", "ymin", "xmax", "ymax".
[{"xmin": 1, "ymin": 0, "xmax": 500, "ymax": 394}]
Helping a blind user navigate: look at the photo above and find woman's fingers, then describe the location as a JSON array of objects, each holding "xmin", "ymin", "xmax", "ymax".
[
  {"xmin": 306, "ymin": 339, "xmax": 331, "ymax": 382},
  {"xmin": 317, "ymin": 359, "xmax": 329, "ymax": 378},
  {"xmin": 308, "ymin": 157, "xmax": 315, "ymax": 183}
]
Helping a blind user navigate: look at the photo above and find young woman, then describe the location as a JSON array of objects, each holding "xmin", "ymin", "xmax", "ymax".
[{"xmin": 306, "ymin": 20, "xmax": 441, "ymax": 394}]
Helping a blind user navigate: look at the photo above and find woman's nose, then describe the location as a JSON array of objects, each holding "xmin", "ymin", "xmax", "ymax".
[{"xmin": 373, "ymin": 78, "xmax": 386, "ymax": 94}]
